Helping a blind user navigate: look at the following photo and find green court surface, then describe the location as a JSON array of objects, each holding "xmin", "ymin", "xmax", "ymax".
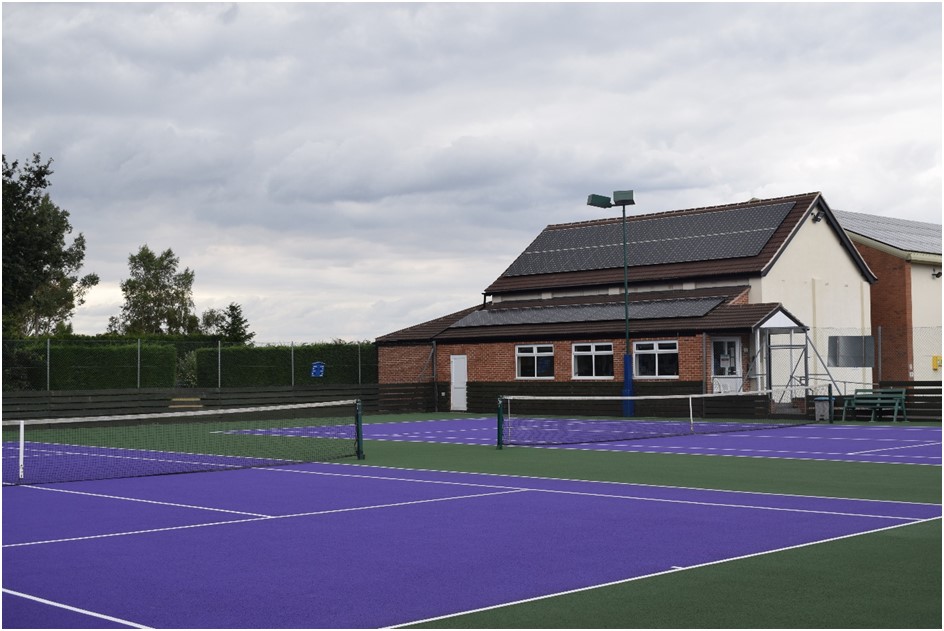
[{"xmin": 358, "ymin": 413, "xmax": 942, "ymax": 629}]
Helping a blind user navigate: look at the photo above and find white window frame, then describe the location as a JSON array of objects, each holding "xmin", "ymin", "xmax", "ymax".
[
  {"xmin": 572, "ymin": 343, "xmax": 615, "ymax": 379},
  {"xmin": 633, "ymin": 340, "xmax": 680, "ymax": 379},
  {"xmin": 516, "ymin": 344, "xmax": 555, "ymax": 379}
]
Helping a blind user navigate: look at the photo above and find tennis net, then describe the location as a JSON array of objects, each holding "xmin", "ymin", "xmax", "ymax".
[
  {"xmin": 2, "ymin": 400, "xmax": 364, "ymax": 485},
  {"xmin": 497, "ymin": 389, "xmax": 817, "ymax": 447}
]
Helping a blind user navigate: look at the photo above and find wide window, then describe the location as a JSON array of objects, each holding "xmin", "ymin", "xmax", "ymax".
[
  {"xmin": 573, "ymin": 343, "xmax": 614, "ymax": 378},
  {"xmin": 516, "ymin": 345, "xmax": 554, "ymax": 379},
  {"xmin": 634, "ymin": 341, "xmax": 679, "ymax": 378}
]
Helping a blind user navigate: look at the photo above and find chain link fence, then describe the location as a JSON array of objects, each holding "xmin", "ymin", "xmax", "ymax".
[
  {"xmin": 801, "ymin": 326, "xmax": 942, "ymax": 395},
  {"xmin": 2, "ymin": 339, "xmax": 378, "ymax": 392}
]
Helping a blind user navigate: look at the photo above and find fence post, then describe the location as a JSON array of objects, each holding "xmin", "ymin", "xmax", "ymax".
[
  {"xmin": 137, "ymin": 339, "xmax": 141, "ymax": 389},
  {"xmin": 876, "ymin": 326, "xmax": 882, "ymax": 385},
  {"xmin": 291, "ymin": 342, "xmax": 295, "ymax": 387},
  {"xmin": 218, "ymin": 341, "xmax": 222, "ymax": 389},
  {"xmin": 46, "ymin": 338, "xmax": 51, "ymax": 391}
]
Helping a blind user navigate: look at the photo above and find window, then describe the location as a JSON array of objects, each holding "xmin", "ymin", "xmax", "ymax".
[
  {"xmin": 634, "ymin": 341, "xmax": 679, "ymax": 378},
  {"xmin": 573, "ymin": 343, "xmax": 614, "ymax": 378},
  {"xmin": 517, "ymin": 345, "xmax": 554, "ymax": 379}
]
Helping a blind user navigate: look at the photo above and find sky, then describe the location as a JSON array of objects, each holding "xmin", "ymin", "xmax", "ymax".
[{"xmin": 3, "ymin": 2, "xmax": 941, "ymax": 344}]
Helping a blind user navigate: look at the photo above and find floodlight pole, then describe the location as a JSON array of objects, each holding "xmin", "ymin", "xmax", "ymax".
[{"xmin": 587, "ymin": 191, "xmax": 635, "ymax": 416}]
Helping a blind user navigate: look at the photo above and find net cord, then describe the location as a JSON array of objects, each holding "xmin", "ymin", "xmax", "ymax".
[
  {"xmin": 501, "ymin": 389, "xmax": 790, "ymax": 402},
  {"xmin": 2, "ymin": 399, "xmax": 360, "ymax": 428}
]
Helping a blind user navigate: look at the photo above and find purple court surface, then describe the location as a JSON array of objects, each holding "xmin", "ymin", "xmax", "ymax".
[
  {"xmin": 363, "ymin": 417, "xmax": 943, "ymax": 465},
  {"xmin": 3, "ymin": 461, "xmax": 941, "ymax": 628}
]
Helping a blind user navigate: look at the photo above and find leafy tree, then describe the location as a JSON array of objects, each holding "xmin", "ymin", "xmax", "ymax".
[
  {"xmin": 108, "ymin": 245, "xmax": 199, "ymax": 335},
  {"xmin": 2, "ymin": 153, "xmax": 99, "ymax": 337},
  {"xmin": 201, "ymin": 302, "xmax": 255, "ymax": 344}
]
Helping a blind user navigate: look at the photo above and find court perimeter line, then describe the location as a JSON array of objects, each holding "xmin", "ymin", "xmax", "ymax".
[
  {"xmin": 848, "ymin": 441, "xmax": 943, "ymax": 455},
  {"xmin": 317, "ymin": 460, "xmax": 944, "ymax": 507},
  {"xmin": 385, "ymin": 516, "xmax": 943, "ymax": 629},
  {"xmin": 20, "ymin": 485, "xmax": 271, "ymax": 517},
  {"xmin": 2, "ymin": 588, "xmax": 150, "ymax": 629},
  {"xmin": 263, "ymin": 465, "xmax": 935, "ymax": 520},
  {"xmin": 2, "ymin": 489, "xmax": 527, "ymax": 548}
]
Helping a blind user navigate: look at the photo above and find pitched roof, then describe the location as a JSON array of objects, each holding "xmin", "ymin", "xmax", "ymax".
[
  {"xmin": 376, "ymin": 286, "xmax": 806, "ymax": 344},
  {"xmin": 833, "ymin": 210, "xmax": 942, "ymax": 256},
  {"xmin": 485, "ymin": 192, "xmax": 875, "ymax": 294}
]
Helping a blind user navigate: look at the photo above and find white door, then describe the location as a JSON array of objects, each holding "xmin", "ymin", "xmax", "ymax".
[
  {"xmin": 711, "ymin": 338, "xmax": 742, "ymax": 393},
  {"xmin": 450, "ymin": 355, "xmax": 468, "ymax": 411}
]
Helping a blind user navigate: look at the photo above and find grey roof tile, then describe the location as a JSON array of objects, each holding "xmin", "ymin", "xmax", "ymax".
[{"xmin": 834, "ymin": 210, "xmax": 941, "ymax": 255}]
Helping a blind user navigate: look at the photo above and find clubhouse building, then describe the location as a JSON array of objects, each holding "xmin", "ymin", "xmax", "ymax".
[{"xmin": 376, "ymin": 192, "xmax": 880, "ymax": 413}]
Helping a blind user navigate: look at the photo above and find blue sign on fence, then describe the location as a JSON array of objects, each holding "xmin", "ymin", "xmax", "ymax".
[{"xmin": 310, "ymin": 361, "xmax": 325, "ymax": 378}]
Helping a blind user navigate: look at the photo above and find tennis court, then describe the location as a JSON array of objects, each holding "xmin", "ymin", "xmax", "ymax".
[
  {"xmin": 361, "ymin": 417, "xmax": 943, "ymax": 465},
  {"xmin": 3, "ymin": 459, "xmax": 940, "ymax": 629},
  {"xmin": 2, "ymin": 402, "xmax": 941, "ymax": 628}
]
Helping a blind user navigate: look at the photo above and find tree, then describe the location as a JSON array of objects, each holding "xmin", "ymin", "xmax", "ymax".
[
  {"xmin": 2, "ymin": 153, "xmax": 99, "ymax": 337},
  {"xmin": 200, "ymin": 302, "xmax": 255, "ymax": 344},
  {"xmin": 108, "ymin": 245, "xmax": 199, "ymax": 335}
]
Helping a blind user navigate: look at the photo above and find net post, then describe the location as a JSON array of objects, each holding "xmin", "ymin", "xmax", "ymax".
[
  {"xmin": 827, "ymin": 384, "xmax": 834, "ymax": 424},
  {"xmin": 355, "ymin": 400, "xmax": 365, "ymax": 460},
  {"xmin": 688, "ymin": 395, "xmax": 694, "ymax": 434},
  {"xmin": 496, "ymin": 396, "xmax": 504, "ymax": 450},
  {"xmin": 18, "ymin": 420, "xmax": 25, "ymax": 481}
]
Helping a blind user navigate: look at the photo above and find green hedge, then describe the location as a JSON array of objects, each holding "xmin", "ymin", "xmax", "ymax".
[
  {"xmin": 2, "ymin": 341, "xmax": 178, "ymax": 390},
  {"xmin": 50, "ymin": 343, "xmax": 177, "ymax": 390},
  {"xmin": 3, "ymin": 338, "xmax": 378, "ymax": 390},
  {"xmin": 194, "ymin": 343, "xmax": 377, "ymax": 387}
]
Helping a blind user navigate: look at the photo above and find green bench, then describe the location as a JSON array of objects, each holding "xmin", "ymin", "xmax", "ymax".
[{"xmin": 841, "ymin": 388, "xmax": 908, "ymax": 423}]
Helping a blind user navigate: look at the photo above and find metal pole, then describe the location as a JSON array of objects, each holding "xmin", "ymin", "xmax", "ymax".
[
  {"xmin": 137, "ymin": 338, "xmax": 141, "ymax": 389},
  {"xmin": 621, "ymin": 202, "xmax": 635, "ymax": 416},
  {"xmin": 497, "ymin": 396, "xmax": 504, "ymax": 450},
  {"xmin": 218, "ymin": 340, "xmax": 222, "ymax": 389},
  {"xmin": 46, "ymin": 338, "xmax": 51, "ymax": 391}
]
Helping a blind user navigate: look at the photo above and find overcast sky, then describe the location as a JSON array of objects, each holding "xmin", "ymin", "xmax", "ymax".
[{"xmin": 3, "ymin": 2, "xmax": 941, "ymax": 343}]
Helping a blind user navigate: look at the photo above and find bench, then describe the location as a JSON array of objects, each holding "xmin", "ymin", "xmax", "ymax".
[{"xmin": 841, "ymin": 388, "xmax": 908, "ymax": 423}]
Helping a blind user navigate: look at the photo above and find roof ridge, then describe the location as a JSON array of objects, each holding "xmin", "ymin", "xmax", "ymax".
[{"xmin": 546, "ymin": 191, "xmax": 820, "ymax": 231}]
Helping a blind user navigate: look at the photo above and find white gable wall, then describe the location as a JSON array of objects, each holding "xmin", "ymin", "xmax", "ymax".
[
  {"xmin": 911, "ymin": 262, "xmax": 943, "ymax": 380},
  {"xmin": 750, "ymin": 214, "xmax": 873, "ymax": 390}
]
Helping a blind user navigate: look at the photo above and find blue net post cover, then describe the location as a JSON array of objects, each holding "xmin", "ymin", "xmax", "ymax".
[{"xmin": 310, "ymin": 361, "xmax": 326, "ymax": 378}]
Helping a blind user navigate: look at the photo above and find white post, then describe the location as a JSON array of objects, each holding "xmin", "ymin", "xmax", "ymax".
[{"xmin": 18, "ymin": 420, "xmax": 25, "ymax": 480}]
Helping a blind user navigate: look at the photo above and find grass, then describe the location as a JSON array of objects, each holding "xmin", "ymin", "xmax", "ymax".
[{"xmin": 356, "ymin": 412, "xmax": 941, "ymax": 628}]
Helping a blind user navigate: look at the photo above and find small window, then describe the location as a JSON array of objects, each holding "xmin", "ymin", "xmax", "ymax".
[
  {"xmin": 634, "ymin": 340, "xmax": 679, "ymax": 378},
  {"xmin": 573, "ymin": 343, "xmax": 614, "ymax": 379},
  {"xmin": 517, "ymin": 345, "xmax": 554, "ymax": 379}
]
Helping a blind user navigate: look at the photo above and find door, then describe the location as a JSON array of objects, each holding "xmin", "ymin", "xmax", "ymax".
[
  {"xmin": 711, "ymin": 338, "xmax": 742, "ymax": 393},
  {"xmin": 450, "ymin": 355, "xmax": 468, "ymax": 411}
]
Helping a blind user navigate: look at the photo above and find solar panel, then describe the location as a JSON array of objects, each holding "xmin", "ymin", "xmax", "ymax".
[
  {"xmin": 503, "ymin": 201, "xmax": 795, "ymax": 277},
  {"xmin": 451, "ymin": 297, "xmax": 725, "ymax": 329}
]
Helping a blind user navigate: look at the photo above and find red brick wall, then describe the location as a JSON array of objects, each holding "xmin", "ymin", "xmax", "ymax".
[
  {"xmin": 378, "ymin": 344, "xmax": 435, "ymax": 383},
  {"xmin": 854, "ymin": 243, "xmax": 913, "ymax": 380},
  {"xmin": 380, "ymin": 335, "xmax": 736, "ymax": 387}
]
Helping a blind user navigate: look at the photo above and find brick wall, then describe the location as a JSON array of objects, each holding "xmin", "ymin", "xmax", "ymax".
[
  {"xmin": 380, "ymin": 334, "xmax": 738, "ymax": 389},
  {"xmin": 378, "ymin": 344, "xmax": 435, "ymax": 384},
  {"xmin": 854, "ymin": 242, "xmax": 913, "ymax": 380}
]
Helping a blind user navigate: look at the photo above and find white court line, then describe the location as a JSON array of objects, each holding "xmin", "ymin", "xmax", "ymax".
[
  {"xmin": 20, "ymin": 485, "xmax": 271, "ymax": 517},
  {"xmin": 260, "ymin": 466, "xmax": 931, "ymax": 520},
  {"xmin": 848, "ymin": 441, "xmax": 943, "ymax": 455},
  {"xmin": 385, "ymin": 516, "xmax": 943, "ymax": 629},
  {"xmin": 2, "ymin": 489, "xmax": 527, "ymax": 548},
  {"xmin": 544, "ymin": 443, "xmax": 942, "ymax": 465},
  {"xmin": 2, "ymin": 588, "xmax": 150, "ymax": 629},
  {"xmin": 301, "ymin": 460, "xmax": 944, "ymax": 507}
]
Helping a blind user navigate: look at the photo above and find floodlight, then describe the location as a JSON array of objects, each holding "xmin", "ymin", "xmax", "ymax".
[
  {"xmin": 613, "ymin": 190, "xmax": 635, "ymax": 205},
  {"xmin": 587, "ymin": 194, "xmax": 612, "ymax": 208}
]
